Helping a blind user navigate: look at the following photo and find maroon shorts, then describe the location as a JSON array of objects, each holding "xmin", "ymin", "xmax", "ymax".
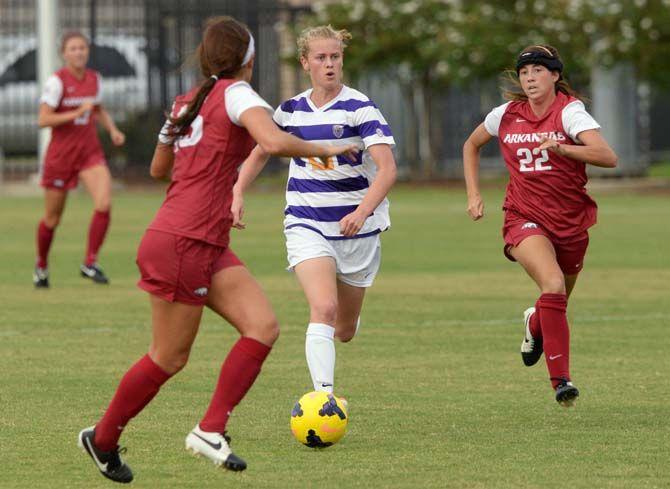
[
  {"xmin": 41, "ymin": 151, "xmax": 106, "ymax": 190},
  {"xmin": 136, "ymin": 229, "xmax": 244, "ymax": 306},
  {"xmin": 502, "ymin": 211, "xmax": 589, "ymax": 275}
]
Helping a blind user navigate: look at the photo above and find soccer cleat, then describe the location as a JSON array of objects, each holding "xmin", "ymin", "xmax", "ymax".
[
  {"xmin": 520, "ymin": 307, "xmax": 543, "ymax": 366},
  {"xmin": 33, "ymin": 267, "xmax": 49, "ymax": 288},
  {"xmin": 80, "ymin": 263, "xmax": 109, "ymax": 284},
  {"xmin": 555, "ymin": 380, "xmax": 580, "ymax": 408},
  {"xmin": 78, "ymin": 426, "xmax": 133, "ymax": 484},
  {"xmin": 185, "ymin": 425, "xmax": 247, "ymax": 471}
]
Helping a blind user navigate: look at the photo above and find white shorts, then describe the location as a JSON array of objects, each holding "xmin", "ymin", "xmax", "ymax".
[{"xmin": 285, "ymin": 226, "xmax": 382, "ymax": 288}]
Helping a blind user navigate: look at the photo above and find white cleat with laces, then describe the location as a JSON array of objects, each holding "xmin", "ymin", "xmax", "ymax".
[{"xmin": 185, "ymin": 424, "xmax": 247, "ymax": 471}]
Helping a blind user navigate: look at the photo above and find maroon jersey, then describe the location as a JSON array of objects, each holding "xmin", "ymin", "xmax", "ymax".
[
  {"xmin": 488, "ymin": 92, "xmax": 599, "ymax": 242},
  {"xmin": 148, "ymin": 79, "xmax": 256, "ymax": 248},
  {"xmin": 41, "ymin": 68, "xmax": 104, "ymax": 164}
]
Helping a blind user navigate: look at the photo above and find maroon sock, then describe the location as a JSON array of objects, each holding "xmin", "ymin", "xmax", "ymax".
[
  {"xmin": 529, "ymin": 300, "xmax": 542, "ymax": 338},
  {"xmin": 537, "ymin": 293, "xmax": 570, "ymax": 389},
  {"xmin": 94, "ymin": 354, "xmax": 171, "ymax": 451},
  {"xmin": 36, "ymin": 220, "xmax": 55, "ymax": 269},
  {"xmin": 199, "ymin": 337, "xmax": 272, "ymax": 433},
  {"xmin": 85, "ymin": 210, "xmax": 111, "ymax": 266}
]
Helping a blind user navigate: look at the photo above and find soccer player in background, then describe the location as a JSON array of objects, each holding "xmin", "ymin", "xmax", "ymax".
[
  {"xmin": 462, "ymin": 45, "xmax": 618, "ymax": 406},
  {"xmin": 35, "ymin": 31, "xmax": 125, "ymax": 287},
  {"xmin": 232, "ymin": 25, "xmax": 397, "ymax": 404},
  {"xmin": 77, "ymin": 17, "xmax": 357, "ymax": 483}
]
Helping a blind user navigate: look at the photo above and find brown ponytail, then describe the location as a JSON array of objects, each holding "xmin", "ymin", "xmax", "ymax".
[
  {"xmin": 502, "ymin": 44, "xmax": 583, "ymax": 102},
  {"xmin": 169, "ymin": 16, "xmax": 251, "ymax": 137}
]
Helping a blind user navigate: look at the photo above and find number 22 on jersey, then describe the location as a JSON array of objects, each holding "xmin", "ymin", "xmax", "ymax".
[{"xmin": 517, "ymin": 147, "xmax": 552, "ymax": 172}]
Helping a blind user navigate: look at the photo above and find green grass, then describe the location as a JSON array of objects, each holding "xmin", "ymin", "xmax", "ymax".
[{"xmin": 0, "ymin": 184, "xmax": 668, "ymax": 488}]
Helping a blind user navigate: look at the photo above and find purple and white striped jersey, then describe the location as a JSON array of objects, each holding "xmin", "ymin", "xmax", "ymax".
[{"xmin": 273, "ymin": 85, "xmax": 395, "ymax": 240}]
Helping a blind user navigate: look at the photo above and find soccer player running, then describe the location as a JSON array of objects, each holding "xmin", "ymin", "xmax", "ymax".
[
  {"xmin": 35, "ymin": 32, "xmax": 125, "ymax": 287},
  {"xmin": 78, "ymin": 17, "xmax": 357, "ymax": 483},
  {"xmin": 463, "ymin": 45, "xmax": 618, "ymax": 407},
  {"xmin": 232, "ymin": 26, "xmax": 397, "ymax": 404}
]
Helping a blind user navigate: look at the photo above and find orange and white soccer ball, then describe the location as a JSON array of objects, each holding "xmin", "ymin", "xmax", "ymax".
[{"xmin": 290, "ymin": 391, "xmax": 348, "ymax": 448}]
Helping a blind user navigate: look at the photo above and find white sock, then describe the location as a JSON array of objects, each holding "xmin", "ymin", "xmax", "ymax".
[{"xmin": 305, "ymin": 323, "xmax": 335, "ymax": 393}]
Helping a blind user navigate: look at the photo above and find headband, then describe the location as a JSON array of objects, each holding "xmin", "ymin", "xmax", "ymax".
[
  {"xmin": 242, "ymin": 32, "xmax": 255, "ymax": 66},
  {"xmin": 515, "ymin": 50, "xmax": 563, "ymax": 75}
]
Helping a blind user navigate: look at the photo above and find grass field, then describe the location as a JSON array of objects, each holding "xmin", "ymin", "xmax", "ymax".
[{"xmin": 0, "ymin": 182, "xmax": 668, "ymax": 488}]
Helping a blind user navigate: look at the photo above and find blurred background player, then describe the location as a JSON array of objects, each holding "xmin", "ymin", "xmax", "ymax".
[
  {"xmin": 77, "ymin": 16, "xmax": 357, "ymax": 483},
  {"xmin": 462, "ymin": 45, "xmax": 618, "ymax": 406},
  {"xmin": 35, "ymin": 31, "xmax": 125, "ymax": 287},
  {"xmin": 232, "ymin": 25, "xmax": 397, "ymax": 403}
]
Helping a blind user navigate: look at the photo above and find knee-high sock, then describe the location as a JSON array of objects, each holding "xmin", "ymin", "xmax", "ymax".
[
  {"xmin": 305, "ymin": 323, "xmax": 336, "ymax": 393},
  {"xmin": 85, "ymin": 210, "xmax": 111, "ymax": 266},
  {"xmin": 36, "ymin": 220, "xmax": 55, "ymax": 269},
  {"xmin": 94, "ymin": 354, "xmax": 172, "ymax": 451},
  {"xmin": 530, "ymin": 299, "xmax": 542, "ymax": 338},
  {"xmin": 199, "ymin": 337, "xmax": 271, "ymax": 433},
  {"xmin": 537, "ymin": 293, "xmax": 570, "ymax": 389}
]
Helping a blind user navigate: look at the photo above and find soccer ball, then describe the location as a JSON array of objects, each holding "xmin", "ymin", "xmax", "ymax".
[{"xmin": 290, "ymin": 391, "xmax": 348, "ymax": 448}]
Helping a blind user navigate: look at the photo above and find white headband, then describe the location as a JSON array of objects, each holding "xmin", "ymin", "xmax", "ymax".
[{"xmin": 242, "ymin": 32, "xmax": 255, "ymax": 66}]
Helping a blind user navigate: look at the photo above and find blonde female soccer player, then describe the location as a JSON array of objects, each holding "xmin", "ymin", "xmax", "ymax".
[{"xmin": 232, "ymin": 25, "xmax": 397, "ymax": 403}]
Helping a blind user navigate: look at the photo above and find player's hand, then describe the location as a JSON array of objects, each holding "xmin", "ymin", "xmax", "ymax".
[
  {"xmin": 78, "ymin": 101, "xmax": 94, "ymax": 115},
  {"xmin": 110, "ymin": 128, "xmax": 126, "ymax": 146},
  {"xmin": 339, "ymin": 208, "xmax": 367, "ymax": 237},
  {"xmin": 467, "ymin": 194, "xmax": 484, "ymax": 221},
  {"xmin": 538, "ymin": 136, "xmax": 565, "ymax": 155},
  {"xmin": 231, "ymin": 193, "xmax": 246, "ymax": 230},
  {"xmin": 325, "ymin": 144, "xmax": 359, "ymax": 164}
]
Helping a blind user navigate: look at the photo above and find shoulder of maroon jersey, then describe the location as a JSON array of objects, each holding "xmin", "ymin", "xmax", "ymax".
[
  {"xmin": 86, "ymin": 68, "xmax": 101, "ymax": 80},
  {"xmin": 55, "ymin": 67, "xmax": 69, "ymax": 80}
]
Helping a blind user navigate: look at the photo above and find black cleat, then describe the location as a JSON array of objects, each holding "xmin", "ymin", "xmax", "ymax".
[
  {"xmin": 555, "ymin": 380, "xmax": 580, "ymax": 408},
  {"xmin": 78, "ymin": 426, "xmax": 133, "ymax": 484},
  {"xmin": 33, "ymin": 267, "xmax": 50, "ymax": 288},
  {"xmin": 81, "ymin": 263, "xmax": 109, "ymax": 284},
  {"xmin": 520, "ymin": 307, "xmax": 543, "ymax": 366}
]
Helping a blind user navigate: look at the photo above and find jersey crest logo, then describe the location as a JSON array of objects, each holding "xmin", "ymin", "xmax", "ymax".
[
  {"xmin": 521, "ymin": 222, "xmax": 538, "ymax": 230},
  {"xmin": 67, "ymin": 86, "xmax": 75, "ymax": 93},
  {"xmin": 332, "ymin": 124, "xmax": 344, "ymax": 138}
]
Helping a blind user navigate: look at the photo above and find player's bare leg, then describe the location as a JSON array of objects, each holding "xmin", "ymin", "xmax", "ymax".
[
  {"xmin": 295, "ymin": 257, "xmax": 338, "ymax": 393},
  {"xmin": 510, "ymin": 235, "xmax": 579, "ymax": 406},
  {"xmin": 81, "ymin": 297, "xmax": 201, "ymax": 483},
  {"xmin": 34, "ymin": 188, "xmax": 68, "ymax": 287},
  {"xmin": 335, "ymin": 280, "xmax": 366, "ymax": 342},
  {"xmin": 79, "ymin": 164, "xmax": 112, "ymax": 283},
  {"xmin": 184, "ymin": 265, "xmax": 276, "ymax": 471}
]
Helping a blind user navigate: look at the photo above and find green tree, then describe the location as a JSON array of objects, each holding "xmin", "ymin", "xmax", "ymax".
[{"xmin": 307, "ymin": 0, "xmax": 670, "ymax": 178}]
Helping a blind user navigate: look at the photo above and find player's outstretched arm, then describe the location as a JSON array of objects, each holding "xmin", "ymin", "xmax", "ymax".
[
  {"xmin": 463, "ymin": 123, "xmax": 493, "ymax": 221},
  {"xmin": 231, "ymin": 145, "xmax": 271, "ymax": 229},
  {"xmin": 339, "ymin": 144, "xmax": 397, "ymax": 237},
  {"xmin": 95, "ymin": 105, "xmax": 125, "ymax": 146},
  {"xmin": 239, "ymin": 107, "xmax": 357, "ymax": 160}
]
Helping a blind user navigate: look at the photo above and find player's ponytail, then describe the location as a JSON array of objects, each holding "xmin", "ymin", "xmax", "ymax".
[{"xmin": 169, "ymin": 16, "xmax": 252, "ymax": 137}]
